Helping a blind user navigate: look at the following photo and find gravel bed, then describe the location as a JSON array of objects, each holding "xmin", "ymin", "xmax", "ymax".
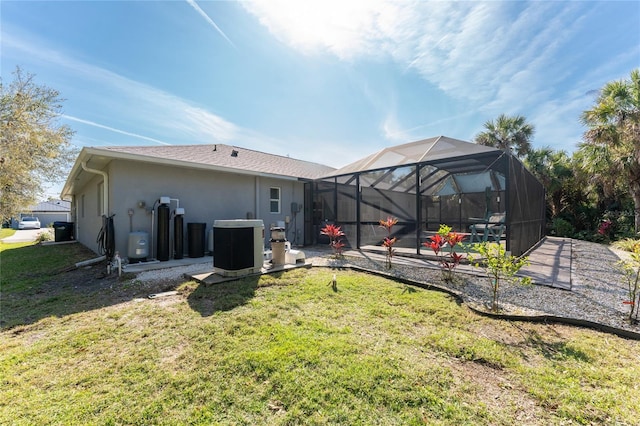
[
  {"xmin": 133, "ymin": 240, "xmax": 640, "ymax": 337},
  {"xmin": 134, "ymin": 262, "xmax": 213, "ymax": 284},
  {"xmin": 306, "ymin": 240, "xmax": 640, "ymax": 336}
]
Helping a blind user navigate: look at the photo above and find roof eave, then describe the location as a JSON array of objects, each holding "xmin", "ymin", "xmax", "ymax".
[{"xmin": 61, "ymin": 147, "xmax": 307, "ymax": 198}]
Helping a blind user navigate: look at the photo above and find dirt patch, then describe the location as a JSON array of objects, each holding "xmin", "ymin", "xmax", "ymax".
[
  {"xmin": 446, "ymin": 358, "xmax": 546, "ymax": 424},
  {"xmin": 3, "ymin": 261, "xmax": 185, "ymax": 330}
]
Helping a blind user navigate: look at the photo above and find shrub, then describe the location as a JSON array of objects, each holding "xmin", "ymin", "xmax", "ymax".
[
  {"xmin": 469, "ymin": 242, "xmax": 530, "ymax": 313},
  {"xmin": 617, "ymin": 241, "xmax": 640, "ymax": 324},
  {"xmin": 551, "ymin": 217, "xmax": 575, "ymax": 237},
  {"xmin": 379, "ymin": 217, "xmax": 398, "ymax": 269},
  {"xmin": 36, "ymin": 230, "xmax": 52, "ymax": 243},
  {"xmin": 424, "ymin": 224, "xmax": 465, "ymax": 283},
  {"xmin": 613, "ymin": 238, "xmax": 640, "ymax": 252},
  {"xmin": 320, "ymin": 224, "xmax": 345, "ymax": 257}
]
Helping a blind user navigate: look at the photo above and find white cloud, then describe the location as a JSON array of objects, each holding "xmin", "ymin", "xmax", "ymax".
[
  {"xmin": 62, "ymin": 115, "xmax": 171, "ymax": 146},
  {"xmin": 243, "ymin": 0, "xmax": 396, "ymax": 59},
  {"xmin": 185, "ymin": 0, "xmax": 236, "ymax": 48},
  {"xmin": 382, "ymin": 112, "xmax": 410, "ymax": 143},
  {"xmin": 242, "ymin": 1, "xmax": 597, "ymax": 111},
  {"xmin": 3, "ymin": 29, "xmax": 244, "ymax": 146},
  {"xmin": 242, "ymin": 0, "xmax": 630, "ymax": 152}
]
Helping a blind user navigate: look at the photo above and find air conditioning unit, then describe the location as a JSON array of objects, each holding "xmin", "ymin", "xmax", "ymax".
[{"xmin": 213, "ymin": 219, "xmax": 264, "ymax": 277}]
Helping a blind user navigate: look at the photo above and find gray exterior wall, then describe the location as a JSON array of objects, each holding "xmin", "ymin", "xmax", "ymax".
[
  {"xmin": 71, "ymin": 159, "xmax": 307, "ymax": 259},
  {"xmin": 33, "ymin": 213, "xmax": 70, "ymax": 227},
  {"xmin": 72, "ymin": 171, "xmax": 108, "ymax": 253}
]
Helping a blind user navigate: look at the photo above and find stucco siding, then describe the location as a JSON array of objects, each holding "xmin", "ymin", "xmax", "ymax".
[
  {"xmin": 76, "ymin": 159, "xmax": 307, "ymax": 259},
  {"xmin": 256, "ymin": 176, "xmax": 306, "ymax": 245},
  {"xmin": 71, "ymin": 171, "xmax": 108, "ymax": 254}
]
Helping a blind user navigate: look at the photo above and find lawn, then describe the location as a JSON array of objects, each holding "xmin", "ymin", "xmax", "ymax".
[{"xmin": 1, "ymin": 242, "xmax": 639, "ymax": 425}]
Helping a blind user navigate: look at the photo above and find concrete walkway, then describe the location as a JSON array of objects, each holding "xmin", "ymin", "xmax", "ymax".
[
  {"xmin": 119, "ymin": 237, "xmax": 573, "ymax": 291},
  {"xmin": 351, "ymin": 236, "xmax": 572, "ymax": 290},
  {"xmin": 518, "ymin": 237, "xmax": 572, "ymax": 290},
  {"xmin": 0, "ymin": 228, "xmax": 52, "ymax": 243}
]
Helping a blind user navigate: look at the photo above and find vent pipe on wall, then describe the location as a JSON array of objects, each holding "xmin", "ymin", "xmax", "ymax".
[{"xmin": 81, "ymin": 161, "xmax": 108, "ymax": 216}]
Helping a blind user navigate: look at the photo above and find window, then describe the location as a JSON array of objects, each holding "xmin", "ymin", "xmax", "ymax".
[
  {"xmin": 81, "ymin": 194, "xmax": 85, "ymax": 218},
  {"xmin": 270, "ymin": 187, "xmax": 281, "ymax": 214}
]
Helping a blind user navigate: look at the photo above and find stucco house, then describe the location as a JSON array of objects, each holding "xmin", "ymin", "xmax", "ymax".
[
  {"xmin": 62, "ymin": 137, "xmax": 545, "ymax": 261},
  {"xmin": 61, "ymin": 144, "xmax": 335, "ymax": 258}
]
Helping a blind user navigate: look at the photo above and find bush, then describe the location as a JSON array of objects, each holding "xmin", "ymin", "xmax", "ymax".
[
  {"xmin": 468, "ymin": 242, "xmax": 530, "ymax": 313},
  {"xmin": 320, "ymin": 224, "xmax": 345, "ymax": 257},
  {"xmin": 551, "ymin": 217, "xmax": 575, "ymax": 237},
  {"xmin": 35, "ymin": 230, "xmax": 52, "ymax": 243},
  {"xmin": 613, "ymin": 238, "xmax": 640, "ymax": 252},
  {"xmin": 616, "ymin": 242, "xmax": 640, "ymax": 324}
]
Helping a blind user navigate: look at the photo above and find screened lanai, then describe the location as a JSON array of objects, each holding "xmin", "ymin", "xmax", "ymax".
[{"xmin": 308, "ymin": 136, "xmax": 545, "ymax": 257}]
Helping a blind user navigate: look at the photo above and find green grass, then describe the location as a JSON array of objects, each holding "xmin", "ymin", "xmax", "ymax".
[
  {"xmin": 1, "ymin": 245, "xmax": 639, "ymax": 424},
  {"xmin": 0, "ymin": 241, "xmax": 98, "ymax": 328},
  {"xmin": 0, "ymin": 240, "xmax": 95, "ymax": 292},
  {"xmin": 0, "ymin": 228, "xmax": 16, "ymax": 240}
]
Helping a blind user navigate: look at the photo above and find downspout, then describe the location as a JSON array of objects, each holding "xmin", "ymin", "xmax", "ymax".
[
  {"xmin": 255, "ymin": 176, "xmax": 260, "ymax": 220},
  {"xmin": 81, "ymin": 161, "xmax": 108, "ymax": 216}
]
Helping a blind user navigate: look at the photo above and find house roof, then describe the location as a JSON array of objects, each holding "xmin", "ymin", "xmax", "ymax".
[
  {"xmin": 62, "ymin": 144, "xmax": 335, "ymax": 197},
  {"xmin": 28, "ymin": 200, "xmax": 71, "ymax": 212},
  {"xmin": 324, "ymin": 135, "xmax": 500, "ymax": 177}
]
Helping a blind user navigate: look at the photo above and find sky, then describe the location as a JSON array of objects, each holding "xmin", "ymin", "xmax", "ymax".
[{"xmin": 2, "ymin": 0, "xmax": 639, "ymax": 199}]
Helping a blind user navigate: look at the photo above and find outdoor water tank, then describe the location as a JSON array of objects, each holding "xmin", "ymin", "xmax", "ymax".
[
  {"xmin": 207, "ymin": 228, "xmax": 214, "ymax": 254},
  {"xmin": 188, "ymin": 222, "xmax": 206, "ymax": 258},
  {"xmin": 128, "ymin": 231, "xmax": 149, "ymax": 262},
  {"xmin": 157, "ymin": 203, "xmax": 170, "ymax": 261},
  {"xmin": 213, "ymin": 219, "xmax": 264, "ymax": 277}
]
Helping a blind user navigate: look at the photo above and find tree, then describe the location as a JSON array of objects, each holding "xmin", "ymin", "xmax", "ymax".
[
  {"xmin": 525, "ymin": 147, "xmax": 574, "ymax": 218},
  {"xmin": 580, "ymin": 69, "xmax": 640, "ymax": 233},
  {"xmin": 469, "ymin": 242, "xmax": 530, "ymax": 313},
  {"xmin": 0, "ymin": 67, "xmax": 76, "ymax": 223},
  {"xmin": 474, "ymin": 113, "xmax": 535, "ymax": 158}
]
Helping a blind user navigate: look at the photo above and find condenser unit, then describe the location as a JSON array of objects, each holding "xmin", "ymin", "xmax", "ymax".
[{"xmin": 213, "ymin": 219, "xmax": 265, "ymax": 277}]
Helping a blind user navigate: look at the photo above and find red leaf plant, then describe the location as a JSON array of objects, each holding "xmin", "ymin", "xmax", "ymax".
[
  {"xmin": 320, "ymin": 223, "xmax": 346, "ymax": 257},
  {"xmin": 597, "ymin": 219, "xmax": 613, "ymax": 241},
  {"xmin": 428, "ymin": 234, "xmax": 445, "ymax": 256},
  {"xmin": 379, "ymin": 217, "xmax": 399, "ymax": 269},
  {"xmin": 423, "ymin": 224, "xmax": 466, "ymax": 283}
]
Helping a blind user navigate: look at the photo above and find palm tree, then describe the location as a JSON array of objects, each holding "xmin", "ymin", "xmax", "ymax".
[
  {"xmin": 580, "ymin": 69, "xmax": 640, "ymax": 233},
  {"xmin": 525, "ymin": 147, "xmax": 573, "ymax": 218},
  {"xmin": 474, "ymin": 114, "xmax": 535, "ymax": 158}
]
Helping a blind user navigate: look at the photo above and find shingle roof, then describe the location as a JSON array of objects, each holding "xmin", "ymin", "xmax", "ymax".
[
  {"xmin": 100, "ymin": 144, "xmax": 335, "ymax": 180},
  {"xmin": 30, "ymin": 200, "xmax": 71, "ymax": 212}
]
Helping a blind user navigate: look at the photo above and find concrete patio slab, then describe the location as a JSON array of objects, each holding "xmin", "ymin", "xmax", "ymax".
[{"xmin": 189, "ymin": 262, "xmax": 312, "ymax": 285}]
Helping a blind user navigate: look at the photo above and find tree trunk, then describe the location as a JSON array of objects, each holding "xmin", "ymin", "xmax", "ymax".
[
  {"xmin": 631, "ymin": 155, "xmax": 640, "ymax": 234},
  {"xmin": 631, "ymin": 184, "xmax": 640, "ymax": 234}
]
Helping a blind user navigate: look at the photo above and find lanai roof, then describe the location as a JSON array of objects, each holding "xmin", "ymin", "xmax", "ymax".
[{"xmin": 324, "ymin": 135, "xmax": 500, "ymax": 177}]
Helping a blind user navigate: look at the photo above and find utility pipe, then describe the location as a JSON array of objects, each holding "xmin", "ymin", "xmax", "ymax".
[
  {"xmin": 114, "ymin": 252, "xmax": 122, "ymax": 277},
  {"xmin": 81, "ymin": 161, "xmax": 108, "ymax": 216},
  {"xmin": 75, "ymin": 255, "xmax": 106, "ymax": 268}
]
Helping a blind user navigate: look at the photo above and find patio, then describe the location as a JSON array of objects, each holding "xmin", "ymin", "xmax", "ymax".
[{"xmin": 309, "ymin": 136, "xmax": 545, "ymax": 257}]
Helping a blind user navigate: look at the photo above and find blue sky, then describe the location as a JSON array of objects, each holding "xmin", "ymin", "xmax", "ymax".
[{"xmin": 2, "ymin": 1, "xmax": 639, "ymax": 198}]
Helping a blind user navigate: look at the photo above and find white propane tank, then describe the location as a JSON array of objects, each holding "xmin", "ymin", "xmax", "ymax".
[{"xmin": 128, "ymin": 231, "xmax": 149, "ymax": 262}]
